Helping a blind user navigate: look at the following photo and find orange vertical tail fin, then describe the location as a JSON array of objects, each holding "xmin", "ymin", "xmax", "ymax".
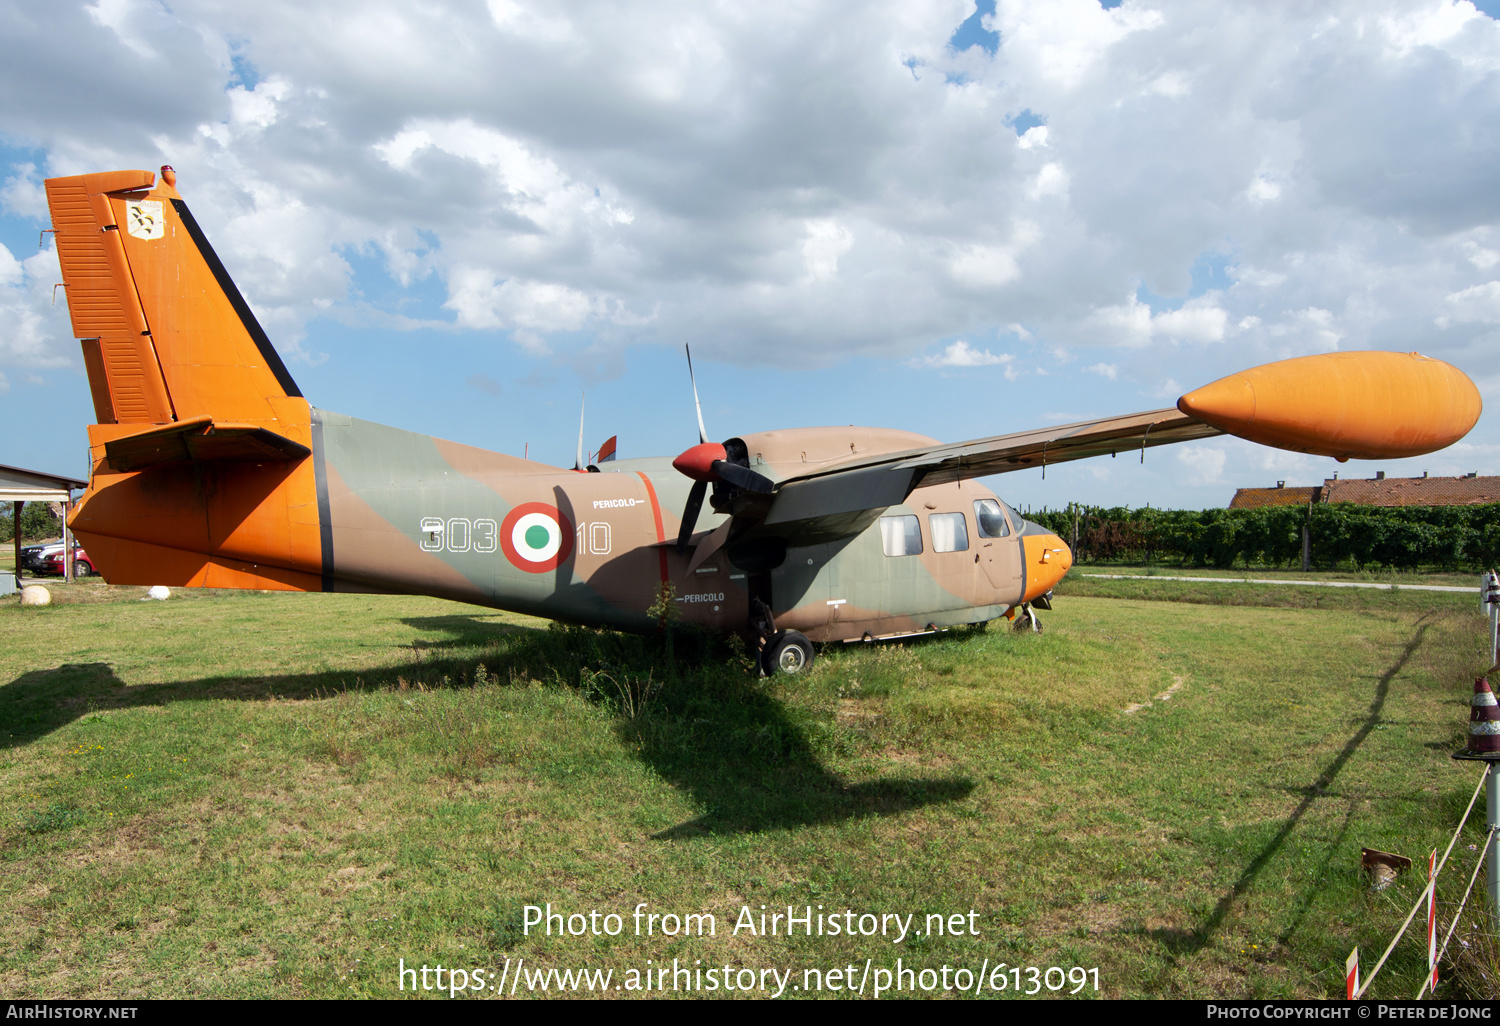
[
  {"xmin": 46, "ymin": 166, "xmax": 305, "ymax": 428},
  {"xmin": 47, "ymin": 167, "xmax": 322, "ymax": 591}
]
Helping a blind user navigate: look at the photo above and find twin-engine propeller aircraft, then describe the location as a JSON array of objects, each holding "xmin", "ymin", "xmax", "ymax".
[{"xmin": 43, "ymin": 168, "xmax": 1483, "ymax": 675}]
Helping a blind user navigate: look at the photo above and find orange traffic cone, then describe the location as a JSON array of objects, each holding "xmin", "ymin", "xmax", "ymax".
[{"xmin": 1465, "ymin": 676, "xmax": 1500, "ymax": 755}]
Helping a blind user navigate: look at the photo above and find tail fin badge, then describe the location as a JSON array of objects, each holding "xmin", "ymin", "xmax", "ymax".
[{"xmin": 125, "ymin": 200, "xmax": 164, "ymax": 240}]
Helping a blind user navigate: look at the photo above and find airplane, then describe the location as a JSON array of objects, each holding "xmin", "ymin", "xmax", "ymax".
[{"xmin": 41, "ymin": 167, "xmax": 1484, "ymax": 676}]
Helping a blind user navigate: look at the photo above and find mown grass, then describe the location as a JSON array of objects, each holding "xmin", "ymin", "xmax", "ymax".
[
  {"xmin": 1059, "ymin": 572, "xmax": 1480, "ymax": 613},
  {"xmin": 1063, "ymin": 558, "xmax": 1481, "ymax": 588},
  {"xmin": 0, "ymin": 579, "xmax": 1494, "ymax": 999}
]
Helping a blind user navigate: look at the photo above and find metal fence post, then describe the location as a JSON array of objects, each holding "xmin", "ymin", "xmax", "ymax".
[
  {"xmin": 1488, "ymin": 765, "xmax": 1500, "ymax": 924},
  {"xmin": 1486, "ymin": 571, "xmax": 1500, "ymax": 668}
]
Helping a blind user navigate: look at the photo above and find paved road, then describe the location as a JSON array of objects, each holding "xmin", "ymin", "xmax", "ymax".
[{"xmin": 1080, "ymin": 573, "xmax": 1475, "ymax": 594}]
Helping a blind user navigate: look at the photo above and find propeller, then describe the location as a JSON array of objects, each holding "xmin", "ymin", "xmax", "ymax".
[{"xmin": 673, "ymin": 346, "xmax": 773, "ymax": 552}]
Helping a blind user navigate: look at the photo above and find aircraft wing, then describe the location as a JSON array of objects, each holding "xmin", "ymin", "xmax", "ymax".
[
  {"xmin": 750, "ymin": 409, "xmax": 1216, "ymax": 543},
  {"xmin": 706, "ymin": 351, "xmax": 1480, "ymax": 552}
]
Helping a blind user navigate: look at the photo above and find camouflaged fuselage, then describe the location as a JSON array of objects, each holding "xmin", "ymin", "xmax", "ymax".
[{"xmin": 308, "ymin": 410, "xmax": 1060, "ymax": 642}]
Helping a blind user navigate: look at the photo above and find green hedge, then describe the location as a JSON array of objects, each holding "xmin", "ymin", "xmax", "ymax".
[{"xmin": 1027, "ymin": 503, "xmax": 1500, "ymax": 571}]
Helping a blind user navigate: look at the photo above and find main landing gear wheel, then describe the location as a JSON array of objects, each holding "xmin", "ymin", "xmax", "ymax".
[{"xmin": 762, "ymin": 629, "xmax": 815, "ymax": 676}]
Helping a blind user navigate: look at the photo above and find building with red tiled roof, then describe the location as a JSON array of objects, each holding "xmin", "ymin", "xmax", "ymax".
[
  {"xmin": 1228, "ymin": 484, "xmax": 1322, "ymax": 509},
  {"xmin": 1321, "ymin": 472, "xmax": 1499, "ymax": 507},
  {"xmin": 1230, "ymin": 472, "xmax": 1499, "ymax": 509}
]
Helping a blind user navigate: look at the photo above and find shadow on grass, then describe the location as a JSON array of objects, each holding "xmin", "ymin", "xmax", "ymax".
[
  {"xmin": 0, "ymin": 618, "xmax": 972, "ymax": 836},
  {"xmin": 1142, "ymin": 615, "xmax": 1434, "ymax": 956},
  {"xmin": 622, "ymin": 672, "xmax": 973, "ymax": 839}
]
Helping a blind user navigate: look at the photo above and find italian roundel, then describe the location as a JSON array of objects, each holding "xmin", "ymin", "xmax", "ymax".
[{"xmin": 500, "ymin": 502, "xmax": 575, "ymax": 573}]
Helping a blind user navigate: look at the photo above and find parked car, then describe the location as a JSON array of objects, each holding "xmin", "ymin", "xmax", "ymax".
[
  {"xmin": 19, "ymin": 542, "xmax": 65, "ymax": 573},
  {"xmin": 37, "ymin": 547, "xmax": 94, "ymax": 577}
]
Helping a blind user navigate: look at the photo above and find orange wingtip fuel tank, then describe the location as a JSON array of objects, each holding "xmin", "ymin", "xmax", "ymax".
[{"xmin": 1177, "ymin": 351, "xmax": 1482, "ymax": 461}]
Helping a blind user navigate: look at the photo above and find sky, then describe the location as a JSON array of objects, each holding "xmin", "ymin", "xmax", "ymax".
[{"xmin": 1, "ymin": 0, "xmax": 1498, "ymax": 511}]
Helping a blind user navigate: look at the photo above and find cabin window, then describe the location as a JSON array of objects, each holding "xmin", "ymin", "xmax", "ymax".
[
  {"xmin": 974, "ymin": 499, "xmax": 1011, "ymax": 538},
  {"xmin": 929, "ymin": 512, "xmax": 969, "ymax": 552},
  {"xmin": 879, "ymin": 514, "xmax": 923, "ymax": 556}
]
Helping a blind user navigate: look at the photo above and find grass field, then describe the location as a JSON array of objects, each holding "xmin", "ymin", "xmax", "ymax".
[{"xmin": 2, "ymin": 574, "xmax": 1495, "ymax": 1000}]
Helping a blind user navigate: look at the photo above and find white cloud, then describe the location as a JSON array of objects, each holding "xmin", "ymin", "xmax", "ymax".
[
  {"xmin": 1016, "ymin": 125, "xmax": 1049, "ymax": 150},
  {"xmin": 949, "ymin": 243, "xmax": 1022, "ymax": 289},
  {"xmin": 1441, "ymin": 281, "xmax": 1500, "ymax": 324},
  {"xmin": 1148, "ymin": 71, "xmax": 1191, "ymax": 99},
  {"xmin": 446, "ymin": 271, "xmax": 598, "ymax": 332},
  {"xmin": 1152, "ymin": 296, "xmax": 1228, "ymax": 343},
  {"xmin": 0, "ymin": 0, "xmax": 1497, "ymax": 421},
  {"xmin": 1246, "ymin": 175, "xmax": 1281, "ymax": 203},
  {"xmin": 918, "ymin": 340, "xmax": 1013, "ymax": 368},
  {"xmin": 1465, "ymin": 241, "xmax": 1500, "ymax": 270},
  {"xmin": 0, "ymin": 164, "xmax": 47, "ymax": 220},
  {"xmin": 0, "ymin": 245, "xmax": 72, "ymax": 368},
  {"xmin": 0, "ymin": 244, "xmax": 21, "ymax": 288},
  {"xmin": 1027, "ymin": 162, "xmax": 1069, "ymax": 200},
  {"xmin": 1088, "ymin": 293, "xmax": 1153, "ymax": 347},
  {"xmin": 802, "ymin": 219, "xmax": 853, "ymax": 282},
  {"xmin": 486, "ymin": 0, "xmax": 576, "ymax": 43},
  {"xmin": 1176, "ymin": 444, "xmax": 1227, "ymax": 484},
  {"xmin": 1376, "ymin": 1, "xmax": 1483, "ymax": 58},
  {"xmin": 226, "ymin": 78, "xmax": 291, "ymax": 132},
  {"xmin": 86, "ymin": 0, "xmax": 159, "ymax": 59},
  {"xmin": 1267, "ymin": 307, "xmax": 1344, "ymax": 351},
  {"xmin": 990, "ymin": 0, "xmax": 1165, "ymax": 90}
]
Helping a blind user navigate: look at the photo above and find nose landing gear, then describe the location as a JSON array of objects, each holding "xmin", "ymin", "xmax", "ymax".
[
  {"xmin": 751, "ymin": 595, "xmax": 817, "ymax": 676},
  {"xmin": 1012, "ymin": 603, "xmax": 1042, "ymax": 633}
]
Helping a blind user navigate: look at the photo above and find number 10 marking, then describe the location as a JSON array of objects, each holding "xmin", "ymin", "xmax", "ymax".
[{"xmin": 580, "ymin": 522, "xmax": 611, "ymax": 555}]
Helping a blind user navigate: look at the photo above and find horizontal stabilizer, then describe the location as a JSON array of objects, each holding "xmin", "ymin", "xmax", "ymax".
[{"xmin": 103, "ymin": 415, "xmax": 312, "ymax": 472}]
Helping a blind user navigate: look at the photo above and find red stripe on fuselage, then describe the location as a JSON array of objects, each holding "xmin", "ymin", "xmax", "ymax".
[{"xmin": 635, "ymin": 471, "xmax": 669, "ymax": 584}]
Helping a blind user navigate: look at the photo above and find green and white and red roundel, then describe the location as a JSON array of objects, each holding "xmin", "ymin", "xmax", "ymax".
[{"xmin": 500, "ymin": 502, "xmax": 574, "ymax": 573}]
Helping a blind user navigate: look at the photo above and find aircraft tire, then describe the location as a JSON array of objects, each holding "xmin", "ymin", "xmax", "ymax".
[
  {"xmin": 762, "ymin": 630, "xmax": 815, "ymax": 676},
  {"xmin": 1012, "ymin": 609, "xmax": 1041, "ymax": 633}
]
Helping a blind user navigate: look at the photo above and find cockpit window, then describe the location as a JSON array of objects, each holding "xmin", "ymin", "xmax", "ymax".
[
  {"xmin": 974, "ymin": 499, "xmax": 1011, "ymax": 538},
  {"xmin": 929, "ymin": 512, "xmax": 969, "ymax": 553},
  {"xmin": 879, "ymin": 514, "xmax": 923, "ymax": 556}
]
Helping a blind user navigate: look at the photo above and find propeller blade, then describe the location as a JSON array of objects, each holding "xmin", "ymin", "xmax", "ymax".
[
  {"xmin": 712, "ymin": 460, "xmax": 774, "ymax": 493},
  {"xmin": 677, "ymin": 479, "xmax": 708, "ymax": 553},
  {"xmin": 574, "ymin": 392, "xmax": 586, "ymax": 471},
  {"xmin": 686, "ymin": 518, "xmax": 732, "ymax": 574},
  {"xmin": 686, "ymin": 344, "xmax": 707, "ymax": 445}
]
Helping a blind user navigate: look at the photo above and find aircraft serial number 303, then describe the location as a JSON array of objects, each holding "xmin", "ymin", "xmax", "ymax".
[
  {"xmin": 419, "ymin": 517, "xmax": 614, "ymax": 559},
  {"xmin": 43, "ymin": 166, "xmax": 1482, "ymax": 675}
]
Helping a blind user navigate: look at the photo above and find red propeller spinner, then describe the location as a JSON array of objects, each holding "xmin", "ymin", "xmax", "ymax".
[{"xmin": 672, "ymin": 441, "xmax": 727, "ymax": 482}]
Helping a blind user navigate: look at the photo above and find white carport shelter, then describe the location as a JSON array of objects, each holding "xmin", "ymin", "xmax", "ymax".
[{"xmin": 1, "ymin": 464, "xmax": 88, "ymax": 586}]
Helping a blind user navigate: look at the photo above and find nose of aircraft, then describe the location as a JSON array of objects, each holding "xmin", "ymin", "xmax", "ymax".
[{"xmin": 1022, "ymin": 530, "xmax": 1072, "ymax": 602}]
